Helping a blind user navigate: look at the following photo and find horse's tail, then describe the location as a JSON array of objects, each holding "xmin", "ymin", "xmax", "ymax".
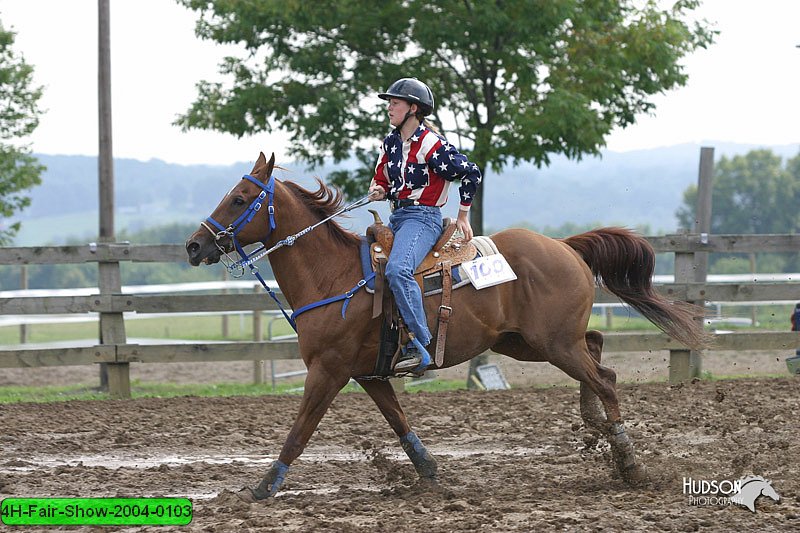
[{"xmin": 562, "ymin": 227, "xmax": 712, "ymax": 350}]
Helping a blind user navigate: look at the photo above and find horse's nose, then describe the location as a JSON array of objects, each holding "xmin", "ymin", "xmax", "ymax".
[{"xmin": 186, "ymin": 240, "xmax": 202, "ymax": 265}]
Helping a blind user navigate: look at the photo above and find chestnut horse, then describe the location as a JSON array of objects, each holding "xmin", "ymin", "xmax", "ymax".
[{"xmin": 185, "ymin": 152, "xmax": 707, "ymax": 501}]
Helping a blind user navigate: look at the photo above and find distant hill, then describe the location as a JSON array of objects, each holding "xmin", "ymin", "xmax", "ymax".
[{"xmin": 10, "ymin": 142, "xmax": 799, "ymax": 246}]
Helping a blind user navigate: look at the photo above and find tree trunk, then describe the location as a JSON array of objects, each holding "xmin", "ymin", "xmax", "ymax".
[
  {"xmin": 465, "ymin": 127, "xmax": 491, "ymax": 388},
  {"xmin": 469, "ymin": 177, "xmax": 484, "ymax": 237}
]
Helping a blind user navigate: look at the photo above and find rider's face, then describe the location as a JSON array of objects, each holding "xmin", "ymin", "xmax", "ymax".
[{"xmin": 387, "ymin": 98, "xmax": 415, "ymax": 128}]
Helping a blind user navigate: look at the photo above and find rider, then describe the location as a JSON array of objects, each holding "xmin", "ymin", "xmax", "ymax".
[{"xmin": 368, "ymin": 78, "xmax": 482, "ymax": 373}]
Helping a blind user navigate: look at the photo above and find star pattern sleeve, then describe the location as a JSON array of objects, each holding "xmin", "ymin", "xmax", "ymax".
[
  {"xmin": 370, "ymin": 142, "xmax": 390, "ymax": 193},
  {"xmin": 426, "ymin": 139, "xmax": 482, "ymax": 209}
]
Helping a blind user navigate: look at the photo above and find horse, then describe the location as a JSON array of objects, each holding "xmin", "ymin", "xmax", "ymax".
[{"xmin": 185, "ymin": 152, "xmax": 709, "ymax": 501}]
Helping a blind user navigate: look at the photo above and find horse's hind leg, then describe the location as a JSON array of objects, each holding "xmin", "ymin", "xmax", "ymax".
[
  {"xmin": 498, "ymin": 330, "xmax": 647, "ymax": 484},
  {"xmin": 554, "ymin": 332, "xmax": 647, "ymax": 484},
  {"xmin": 356, "ymin": 378, "xmax": 438, "ymax": 480},
  {"xmin": 580, "ymin": 330, "xmax": 607, "ymax": 432}
]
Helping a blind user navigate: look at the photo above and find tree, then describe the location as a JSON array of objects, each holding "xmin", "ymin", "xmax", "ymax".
[
  {"xmin": 677, "ymin": 150, "xmax": 800, "ymax": 235},
  {"xmin": 178, "ymin": 0, "xmax": 714, "ymax": 385},
  {"xmin": 677, "ymin": 149, "xmax": 800, "ymax": 272},
  {"xmin": 0, "ymin": 20, "xmax": 45, "ymax": 245},
  {"xmin": 177, "ymin": 0, "xmax": 714, "ymax": 236}
]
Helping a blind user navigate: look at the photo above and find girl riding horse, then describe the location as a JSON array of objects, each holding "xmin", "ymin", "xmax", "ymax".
[{"xmin": 368, "ymin": 78, "xmax": 481, "ymax": 373}]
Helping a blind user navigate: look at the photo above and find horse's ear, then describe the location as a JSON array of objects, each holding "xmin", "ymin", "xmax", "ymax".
[
  {"xmin": 251, "ymin": 152, "xmax": 267, "ymax": 176},
  {"xmin": 252, "ymin": 152, "xmax": 275, "ymax": 183},
  {"xmin": 264, "ymin": 153, "xmax": 276, "ymax": 182}
]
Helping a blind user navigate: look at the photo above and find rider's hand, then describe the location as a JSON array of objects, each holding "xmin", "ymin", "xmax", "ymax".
[
  {"xmin": 456, "ymin": 209, "xmax": 474, "ymax": 242},
  {"xmin": 368, "ymin": 185, "xmax": 387, "ymax": 201}
]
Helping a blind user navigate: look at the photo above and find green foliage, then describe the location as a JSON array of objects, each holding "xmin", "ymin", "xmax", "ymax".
[
  {"xmin": 325, "ymin": 148, "xmax": 376, "ymax": 201},
  {"xmin": 711, "ymin": 257, "xmax": 752, "ymax": 275},
  {"xmin": 117, "ymin": 222, "xmax": 199, "ymax": 244},
  {"xmin": 677, "ymin": 149, "xmax": 800, "ymax": 234},
  {"xmin": 177, "ymin": 0, "xmax": 714, "ymax": 232},
  {"xmin": 0, "ymin": 21, "xmax": 45, "ymax": 244},
  {"xmin": 677, "ymin": 149, "xmax": 800, "ymax": 273}
]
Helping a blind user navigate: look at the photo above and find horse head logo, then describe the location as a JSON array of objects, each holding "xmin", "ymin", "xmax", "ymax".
[{"xmin": 730, "ymin": 476, "xmax": 780, "ymax": 513}]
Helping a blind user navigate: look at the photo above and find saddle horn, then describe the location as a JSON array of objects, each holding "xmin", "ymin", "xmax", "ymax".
[{"xmin": 368, "ymin": 209, "xmax": 384, "ymax": 225}]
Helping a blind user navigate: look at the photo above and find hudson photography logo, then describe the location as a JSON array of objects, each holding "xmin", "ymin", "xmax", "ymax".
[{"xmin": 683, "ymin": 475, "xmax": 781, "ymax": 512}]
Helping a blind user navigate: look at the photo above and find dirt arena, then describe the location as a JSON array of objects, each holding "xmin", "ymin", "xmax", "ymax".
[{"xmin": 1, "ymin": 353, "xmax": 799, "ymax": 532}]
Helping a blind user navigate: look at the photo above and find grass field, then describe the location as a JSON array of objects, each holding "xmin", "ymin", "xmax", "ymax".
[
  {"xmin": 0, "ymin": 376, "xmax": 469, "ymax": 404},
  {"xmin": 0, "ymin": 313, "xmax": 298, "ymax": 345}
]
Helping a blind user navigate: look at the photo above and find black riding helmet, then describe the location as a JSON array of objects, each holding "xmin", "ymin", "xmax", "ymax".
[{"xmin": 378, "ymin": 78, "xmax": 435, "ymax": 115}]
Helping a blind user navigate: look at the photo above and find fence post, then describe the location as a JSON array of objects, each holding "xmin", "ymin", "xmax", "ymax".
[
  {"xmin": 670, "ymin": 248, "xmax": 700, "ymax": 381},
  {"xmin": 97, "ymin": 0, "xmax": 129, "ymax": 399},
  {"xmin": 99, "ymin": 257, "xmax": 129, "ymax": 398},
  {"xmin": 669, "ymin": 146, "xmax": 713, "ymax": 382},
  {"xmin": 749, "ymin": 253, "xmax": 758, "ymax": 325},
  {"xmin": 222, "ymin": 269, "xmax": 230, "ymax": 339},
  {"xmin": 253, "ymin": 285, "xmax": 264, "ymax": 384},
  {"xmin": 605, "ymin": 306, "xmax": 613, "ymax": 329},
  {"xmin": 19, "ymin": 265, "xmax": 28, "ymax": 344}
]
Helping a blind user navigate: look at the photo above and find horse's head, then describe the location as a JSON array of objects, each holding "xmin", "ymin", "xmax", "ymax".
[
  {"xmin": 759, "ymin": 480, "xmax": 781, "ymax": 502},
  {"xmin": 186, "ymin": 152, "xmax": 276, "ymax": 266}
]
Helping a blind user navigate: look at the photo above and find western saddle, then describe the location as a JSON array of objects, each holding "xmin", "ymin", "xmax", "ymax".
[{"xmin": 365, "ymin": 209, "xmax": 477, "ymax": 369}]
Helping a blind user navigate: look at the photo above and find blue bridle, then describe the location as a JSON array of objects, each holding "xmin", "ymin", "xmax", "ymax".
[
  {"xmin": 203, "ymin": 174, "xmax": 276, "ymax": 247},
  {"xmin": 201, "ymin": 174, "xmax": 373, "ymax": 333}
]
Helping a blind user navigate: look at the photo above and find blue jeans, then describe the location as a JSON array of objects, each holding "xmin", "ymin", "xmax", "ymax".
[{"xmin": 386, "ymin": 205, "xmax": 442, "ymax": 346}]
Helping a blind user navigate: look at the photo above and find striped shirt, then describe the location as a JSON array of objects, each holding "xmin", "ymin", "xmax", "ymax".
[{"xmin": 371, "ymin": 125, "xmax": 482, "ymax": 209}]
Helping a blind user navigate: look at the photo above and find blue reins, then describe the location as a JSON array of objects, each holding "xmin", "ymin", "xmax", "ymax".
[{"xmin": 202, "ymin": 174, "xmax": 372, "ymax": 333}]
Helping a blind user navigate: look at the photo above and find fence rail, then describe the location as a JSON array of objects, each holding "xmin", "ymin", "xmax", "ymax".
[{"xmin": 1, "ymin": 234, "xmax": 799, "ymax": 396}]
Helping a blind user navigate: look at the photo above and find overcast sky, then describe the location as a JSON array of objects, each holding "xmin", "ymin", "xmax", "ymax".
[{"xmin": 1, "ymin": 0, "xmax": 798, "ymax": 166}]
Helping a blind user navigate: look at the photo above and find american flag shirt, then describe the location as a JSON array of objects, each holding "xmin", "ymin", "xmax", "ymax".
[{"xmin": 371, "ymin": 125, "xmax": 482, "ymax": 209}]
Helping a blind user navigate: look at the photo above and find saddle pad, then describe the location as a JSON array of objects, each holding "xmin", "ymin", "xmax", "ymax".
[
  {"xmin": 422, "ymin": 266, "xmax": 470, "ymax": 296},
  {"xmin": 359, "ymin": 235, "xmax": 500, "ymax": 296},
  {"xmin": 422, "ymin": 236, "xmax": 500, "ymax": 295},
  {"xmin": 472, "ymin": 235, "xmax": 499, "ymax": 256}
]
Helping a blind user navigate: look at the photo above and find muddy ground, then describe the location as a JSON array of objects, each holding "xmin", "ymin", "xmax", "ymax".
[{"xmin": 1, "ymin": 351, "xmax": 799, "ymax": 532}]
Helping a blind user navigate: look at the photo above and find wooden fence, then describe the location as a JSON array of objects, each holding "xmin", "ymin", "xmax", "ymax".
[{"xmin": 1, "ymin": 235, "xmax": 799, "ymax": 397}]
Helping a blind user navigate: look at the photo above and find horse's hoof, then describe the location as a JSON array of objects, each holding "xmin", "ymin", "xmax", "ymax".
[
  {"xmin": 621, "ymin": 463, "xmax": 649, "ymax": 486},
  {"xmin": 236, "ymin": 487, "xmax": 261, "ymax": 503},
  {"xmin": 412, "ymin": 476, "xmax": 439, "ymax": 493}
]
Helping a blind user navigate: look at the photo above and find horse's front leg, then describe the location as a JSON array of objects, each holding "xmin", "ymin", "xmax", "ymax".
[
  {"xmin": 239, "ymin": 362, "xmax": 350, "ymax": 502},
  {"xmin": 356, "ymin": 378, "xmax": 438, "ymax": 480}
]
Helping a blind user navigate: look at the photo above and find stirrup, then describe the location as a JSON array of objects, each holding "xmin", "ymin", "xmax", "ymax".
[
  {"xmin": 393, "ymin": 338, "xmax": 431, "ymax": 374},
  {"xmin": 394, "ymin": 352, "xmax": 423, "ymax": 372}
]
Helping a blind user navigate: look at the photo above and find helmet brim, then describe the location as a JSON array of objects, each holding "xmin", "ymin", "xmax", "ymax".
[{"xmin": 378, "ymin": 92, "xmax": 421, "ymax": 102}]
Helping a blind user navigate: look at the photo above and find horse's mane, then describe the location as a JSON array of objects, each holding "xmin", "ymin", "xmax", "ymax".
[
  {"xmin": 739, "ymin": 475, "xmax": 768, "ymax": 486},
  {"xmin": 282, "ymin": 179, "xmax": 362, "ymax": 248}
]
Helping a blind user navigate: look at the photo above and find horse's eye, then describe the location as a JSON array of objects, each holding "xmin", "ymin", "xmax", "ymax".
[{"xmin": 232, "ymin": 197, "xmax": 245, "ymax": 207}]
